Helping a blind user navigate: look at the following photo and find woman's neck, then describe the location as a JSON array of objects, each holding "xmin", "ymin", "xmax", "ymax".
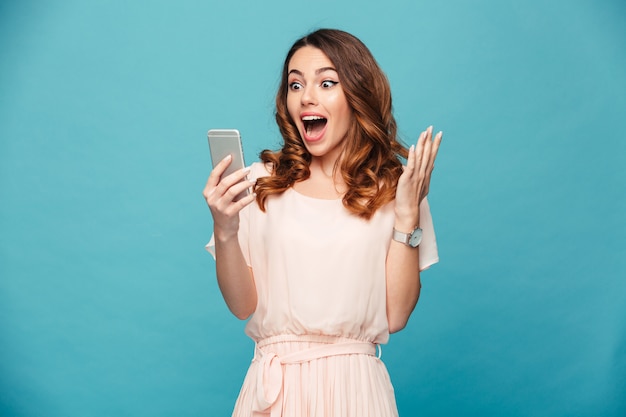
[{"xmin": 293, "ymin": 158, "xmax": 347, "ymax": 199}]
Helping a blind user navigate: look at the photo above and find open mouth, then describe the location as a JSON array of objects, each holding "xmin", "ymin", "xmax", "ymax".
[{"xmin": 302, "ymin": 115, "xmax": 327, "ymax": 137}]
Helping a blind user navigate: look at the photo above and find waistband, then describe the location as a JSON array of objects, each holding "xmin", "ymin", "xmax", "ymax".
[
  {"xmin": 251, "ymin": 334, "xmax": 381, "ymax": 417},
  {"xmin": 255, "ymin": 333, "xmax": 379, "ymax": 357}
]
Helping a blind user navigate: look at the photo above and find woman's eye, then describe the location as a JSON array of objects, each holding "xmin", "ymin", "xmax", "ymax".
[
  {"xmin": 321, "ymin": 80, "xmax": 338, "ymax": 88},
  {"xmin": 289, "ymin": 81, "xmax": 303, "ymax": 91}
]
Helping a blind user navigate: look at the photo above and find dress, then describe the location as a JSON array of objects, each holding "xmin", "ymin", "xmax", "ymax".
[{"xmin": 207, "ymin": 162, "xmax": 439, "ymax": 417}]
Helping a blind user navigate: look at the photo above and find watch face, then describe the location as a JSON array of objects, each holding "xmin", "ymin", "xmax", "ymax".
[{"xmin": 409, "ymin": 228, "xmax": 423, "ymax": 247}]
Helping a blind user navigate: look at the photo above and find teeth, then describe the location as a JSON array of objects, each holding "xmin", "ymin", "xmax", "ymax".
[{"xmin": 302, "ymin": 115, "xmax": 327, "ymax": 136}]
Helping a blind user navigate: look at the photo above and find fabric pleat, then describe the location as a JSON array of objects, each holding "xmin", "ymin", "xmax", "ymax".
[{"xmin": 232, "ymin": 335, "xmax": 398, "ymax": 417}]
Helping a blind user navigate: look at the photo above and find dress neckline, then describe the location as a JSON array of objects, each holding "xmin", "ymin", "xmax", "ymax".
[{"xmin": 288, "ymin": 187, "xmax": 343, "ymax": 202}]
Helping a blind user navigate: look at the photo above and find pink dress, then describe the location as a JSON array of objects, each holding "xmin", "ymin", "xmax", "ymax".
[{"xmin": 207, "ymin": 162, "xmax": 438, "ymax": 417}]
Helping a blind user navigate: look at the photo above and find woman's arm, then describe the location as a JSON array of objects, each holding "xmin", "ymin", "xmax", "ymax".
[
  {"xmin": 213, "ymin": 232, "xmax": 257, "ymax": 320},
  {"xmin": 386, "ymin": 229, "xmax": 422, "ymax": 333},
  {"xmin": 203, "ymin": 155, "xmax": 258, "ymax": 319},
  {"xmin": 386, "ymin": 126, "xmax": 442, "ymax": 333}
]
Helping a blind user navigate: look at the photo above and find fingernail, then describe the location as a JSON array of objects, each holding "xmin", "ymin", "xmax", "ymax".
[
  {"xmin": 428, "ymin": 125, "xmax": 433, "ymax": 133},
  {"xmin": 409, "ymin": 145, "xmax": 415, "ymax": 152},
  {"xmin": 243, "ymin": 166, "xmax": 251, "ymax": 173},
  {"xmin": 222, "ymin": 154, "xmax": 232, "ymax": 162}
]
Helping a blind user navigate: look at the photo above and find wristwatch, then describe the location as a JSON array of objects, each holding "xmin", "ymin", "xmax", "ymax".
[{"xmin": 392, "ymin": 226, "xmax": 423, "ymax": 248}]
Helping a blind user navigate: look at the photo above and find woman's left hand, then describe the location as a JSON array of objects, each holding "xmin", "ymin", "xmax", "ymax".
[{"xmin": 394, "ymin": 126, "xmax": 442, "ymax": 229}]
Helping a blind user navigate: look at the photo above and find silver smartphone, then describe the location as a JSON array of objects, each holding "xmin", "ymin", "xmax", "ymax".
[{"xmin": 207, "ymin": 129, "xmax": 249, "ymax": 201}]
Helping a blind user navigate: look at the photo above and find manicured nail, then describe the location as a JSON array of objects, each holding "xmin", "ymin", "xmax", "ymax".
[
  {"xmin": 222, "ymin": 154, "xmax": 232, "ymax": 162},
  {"xmin": 409, "ymin": 145, "xmax": 415, "ymax": 152},
  {"xmin": 243, "ymin": 166, "xmax": 251, "ymax": 173}
]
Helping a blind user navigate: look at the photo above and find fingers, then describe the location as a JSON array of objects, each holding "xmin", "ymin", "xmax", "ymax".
[
  {"xmin": 415, "ymin": 127, "xmax": 428, "ymax": 171},
  {"xmin": 203, "ymin": 171, "xmax": 256, "ymax": 222},
  {"xmin": 420, "ymin": 129, "xmax": 442, "ymax": 200},
  {"xmin": 226, "ymin": 176, "xmax": 256, "ymax": 203},
  {"xmin": 425, "ymin": 131, "xmax": 442, "ymax": 175},
  {"xmin": 205, "ymin": 154, "xmax": 233, "ymax": 191},
  {"xmin": 403, "ymin": 130, "xmax": 425, "ymax": 179},
  {"xmin": 229, "ymin": 187, "xmax": 257, "ymax": 211},
  {"xmin": 213, "ymin": 183, "xmax": 256, "ymax": 217},
  {"xmin": 407, "ymin": 126, "xmax": 441, "ymax": 178},
  {"xmin": 203, "ymin": 161, "xmax": 253, "ymax": 204},
  {"xmin": 419, "ymin": 127, "xmax": 433, "ymax": 176},
  {"xmin": 405, "ymin": 143, "xmax": 416, "ymax": 174}
]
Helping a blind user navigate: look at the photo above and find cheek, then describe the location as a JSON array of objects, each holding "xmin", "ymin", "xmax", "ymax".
[
  {"xmin": 329, "ymin": 92, "xmax": 351, "ymax": 118},
  {"xmin": 336, "ymin": 102, "xmax": 353, "ymax": 134},
  {"xmin": 335, "ymin": 102, "xmax": 352, "ymax": 126},
  {"xmin": 286, "ymin": 94, "xmax": 300, "ymax": 121}
]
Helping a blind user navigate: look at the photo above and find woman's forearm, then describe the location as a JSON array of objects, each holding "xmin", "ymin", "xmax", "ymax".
[
  {"xmin": 385, "ymin": 212, "xmax": 422, "ymax": 333},
  {"xmin": 385, "ymin": 240, "xmax": 421, "ymax": 333},
  {"xmin": 214, "ymin": 233, "xmax": 257, "ymax": 320}
]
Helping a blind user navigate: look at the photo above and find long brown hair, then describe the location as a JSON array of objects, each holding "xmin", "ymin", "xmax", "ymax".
[{"xmin": 255, "ymin": 28, "xmax": 408, "ymax": 219}]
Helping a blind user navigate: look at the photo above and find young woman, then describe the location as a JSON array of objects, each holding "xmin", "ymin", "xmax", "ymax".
[{"xmin": 204, "ymin": 28, "xmax": 442, "ymax": 417}]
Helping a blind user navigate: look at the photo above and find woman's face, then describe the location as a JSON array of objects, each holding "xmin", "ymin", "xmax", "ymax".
[{"xmin": 286, "ymin": 46, "xmax": 353, "ymax": 163}]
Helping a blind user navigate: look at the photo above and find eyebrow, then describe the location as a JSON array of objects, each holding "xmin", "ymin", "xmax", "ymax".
[{"xmin": 288, "ymin": 67, "xmax": 337, "ymax": 76}]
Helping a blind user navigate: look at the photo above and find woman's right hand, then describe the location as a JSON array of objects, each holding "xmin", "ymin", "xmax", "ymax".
[
  {"xmin": 203, "ymin": 155, "xmax": 256, "ymax": 241},
  {"xmin": 203, "ymin": 156, "xmax": 258, "ymax": 319}
]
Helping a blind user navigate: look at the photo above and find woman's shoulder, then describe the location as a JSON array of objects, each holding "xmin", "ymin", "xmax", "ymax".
[{"xmin": 248, "ymin": 161, "xmax": 273, "ymax": 180}]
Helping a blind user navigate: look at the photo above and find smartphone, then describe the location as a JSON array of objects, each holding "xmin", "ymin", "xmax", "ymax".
[{"xmin": 207, "ymin": 129, "xmax": 250, "ymax": 201}]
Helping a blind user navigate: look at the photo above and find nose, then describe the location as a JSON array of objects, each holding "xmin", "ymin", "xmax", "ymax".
[{"xmin": 300, "ymin": 84, "xmax": 317, "ymax": 106}]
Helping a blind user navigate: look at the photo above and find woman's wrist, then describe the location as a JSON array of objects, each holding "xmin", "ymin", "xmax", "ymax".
[
  {"xmin": 213, "ymin": 225, "xmax": 239, "ymax": 243},
  {"xmin": 393, "ymin": 215, "xmax": 420, "ymax": 233}
]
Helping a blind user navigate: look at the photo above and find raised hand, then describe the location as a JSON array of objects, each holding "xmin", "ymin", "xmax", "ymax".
[
  {"xmin": 203, "ymin": 155, "xmax": 256, "ymax": 240},
  {"xmin": 394, "ymin": 126, "xmax": 442, "ymax": 229}
]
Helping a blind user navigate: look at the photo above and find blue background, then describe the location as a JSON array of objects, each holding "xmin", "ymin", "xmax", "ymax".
[{"xmin": 1, "ymin": 1, "xmax": 624, "ymax": 416}]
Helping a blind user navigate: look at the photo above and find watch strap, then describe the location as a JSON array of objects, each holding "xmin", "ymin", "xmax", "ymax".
[
  {"xmin": 392, "ymin": 227, "xmax": 423, "ymax": 248},
  {"xmin": 392, "ymin": 228, "xmax": 410, "ymax": 245}
]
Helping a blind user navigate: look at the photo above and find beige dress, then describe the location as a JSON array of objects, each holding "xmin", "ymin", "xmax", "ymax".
[{"xmin": 207, "ymin": 162, "xmax": 438, "ymax": 417}]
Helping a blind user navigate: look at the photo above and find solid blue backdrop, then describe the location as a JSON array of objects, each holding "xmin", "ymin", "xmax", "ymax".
[{"xmin": 1, "ymin": 1, "xmax": 624, "ymax": 416}]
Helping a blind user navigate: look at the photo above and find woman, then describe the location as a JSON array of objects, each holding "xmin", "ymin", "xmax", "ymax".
[{"xmin": 204, "ymin": 28, "xmax": 442, "ymax": 417}]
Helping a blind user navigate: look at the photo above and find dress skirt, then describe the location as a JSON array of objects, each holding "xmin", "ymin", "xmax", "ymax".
[{"xmin": 231, "ymin": 334, "xmax": 399, "ymax": 417}]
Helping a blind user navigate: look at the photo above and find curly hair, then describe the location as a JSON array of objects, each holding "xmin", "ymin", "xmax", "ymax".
[{"xmin": 255, "ymin": 28, "xmax": 408, "ymax": 219}]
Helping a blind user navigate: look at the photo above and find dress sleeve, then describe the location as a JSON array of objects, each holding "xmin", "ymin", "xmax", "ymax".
[{"xmin": 418, "ymin": 197, "xmax": 439, "ymax": 271}]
